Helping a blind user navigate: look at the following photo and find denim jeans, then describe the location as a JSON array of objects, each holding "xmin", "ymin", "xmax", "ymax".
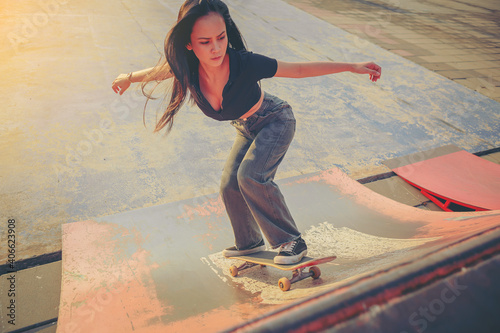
[{"xmin": 220, "ymin": 92, "xmax": 301, "ymax": 250}]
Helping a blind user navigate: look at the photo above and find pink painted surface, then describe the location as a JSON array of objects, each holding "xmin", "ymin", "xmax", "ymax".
[
  {"xmin": 58, "ymin": 167, "xmax": 500, "ymax": 332},
  {"xmin": 58, "ymin": 221, "xmax": 169, "ymax": 333},
  {"xmin": 58, "ymin": 218, "xmax": 278, "ymax": 332},
  {"xmin": 392, "ymin": 150, "xmax": 500, "ymax": 210}
]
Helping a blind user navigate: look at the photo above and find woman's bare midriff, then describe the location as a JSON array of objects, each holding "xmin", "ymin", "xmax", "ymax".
[{"xmin": 239, "ymin": 91, "xmax": 264, "ymax": 120}]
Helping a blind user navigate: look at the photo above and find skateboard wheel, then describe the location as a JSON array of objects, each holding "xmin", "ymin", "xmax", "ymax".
[
  {"xmin": 278, "ymin": 277, "xmax": 291, "ymax": 292},
  {"xmin": 309, "ymin": 266, "xmax": 321, "ymax": 279},
  {"xmin": 229, "ymin": 265, "xmax": 239, "ymax": 277}
]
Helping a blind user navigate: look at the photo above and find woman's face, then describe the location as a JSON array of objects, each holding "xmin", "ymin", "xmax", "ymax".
[{"xmin": 187, "ymin": 12, "xmax": 228, "ymax": 68}]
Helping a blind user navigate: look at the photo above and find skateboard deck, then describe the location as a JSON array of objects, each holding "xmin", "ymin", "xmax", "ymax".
[{"xmin": 228, "ymin": 251, "xmax": 336, "ymax": 291}]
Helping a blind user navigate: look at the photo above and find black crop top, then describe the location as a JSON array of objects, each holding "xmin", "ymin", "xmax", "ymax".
[{"xmin": 193, "ymin": 48, "xmax": 278, "ymax": 121}]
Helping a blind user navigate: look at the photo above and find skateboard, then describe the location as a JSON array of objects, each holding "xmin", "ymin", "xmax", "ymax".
[{"xmin": 228, "ymin": 251, "xmax": 336, "ymax": 291}]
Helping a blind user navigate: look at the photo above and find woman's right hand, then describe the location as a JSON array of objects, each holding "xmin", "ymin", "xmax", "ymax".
[{"xmin": 112, "ymin": 73, "xmax": 132, "ymax": 95}]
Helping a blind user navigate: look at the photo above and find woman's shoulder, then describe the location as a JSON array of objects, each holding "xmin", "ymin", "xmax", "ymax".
[
  {"xmin": 229, "ymin": 47, "xmax": 274, "ymax": 63},
  {"xmin": 228, "ymin": 47, "xmax": 252, "ymax": 70},
  {"xmin": 228, "ymin": 47, "xmax": 277, "ymax": 78}
]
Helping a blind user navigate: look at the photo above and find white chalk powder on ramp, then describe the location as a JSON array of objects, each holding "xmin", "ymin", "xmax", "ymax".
[
  {"xmin": 205, "ymin": 222, "xmax": 439, "ymax": 304},
  {"xmin": 303, "ymin": 222, "xmax": 439, "ymax": 260}
]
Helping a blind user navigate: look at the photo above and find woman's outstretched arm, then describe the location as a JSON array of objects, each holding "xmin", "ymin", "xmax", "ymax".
[
  {"xmin": 112, "ymin": 65, "xmax": 173, "ymax": 95},
  {"xmin": 275, "ymin": 60, "xmax": 381, "ymax": 82}
]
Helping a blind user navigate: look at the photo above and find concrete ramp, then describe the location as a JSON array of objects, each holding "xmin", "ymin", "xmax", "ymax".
[{"xmin": 57, "ymin": 168, "xmax": 500, "ymax": 332}]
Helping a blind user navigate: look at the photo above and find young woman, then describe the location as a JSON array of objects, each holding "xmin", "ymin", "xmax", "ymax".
[{"xmin": 112, "ymin": 0, "xmax": 381, "ymax": 264}]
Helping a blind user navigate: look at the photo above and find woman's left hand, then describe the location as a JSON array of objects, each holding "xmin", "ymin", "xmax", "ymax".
[{"xmin": 352, "ymin": 62, "xmax": 382, "ymax": 82}]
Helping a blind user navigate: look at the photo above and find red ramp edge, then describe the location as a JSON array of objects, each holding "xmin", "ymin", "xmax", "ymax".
[{"xmin": 391, "ymin": 150, "xmax": 500, "ymax": 211}]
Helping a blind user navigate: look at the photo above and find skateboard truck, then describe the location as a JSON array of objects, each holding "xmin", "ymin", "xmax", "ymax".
[
  {"xmin": 230, "ymin": 261, "xmax": 265, "ymax": 276},
  {"xmin": 280, "ymin": 266, "xmax": 321, "ymax": 291}
]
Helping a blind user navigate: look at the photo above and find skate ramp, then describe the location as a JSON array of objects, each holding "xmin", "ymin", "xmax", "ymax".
[
  {"xmin": 384, "ymin": 145, "xmax": 500, "ymax": 211},
  {"xmin": 57, "ymin": 168, "xmax": 500, "ymax": 332}
]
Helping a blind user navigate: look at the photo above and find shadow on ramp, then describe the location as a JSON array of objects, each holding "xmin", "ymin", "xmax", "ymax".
[{"xmin": 57, "ymin": 168, "xmax": 500, "ymax": 332}]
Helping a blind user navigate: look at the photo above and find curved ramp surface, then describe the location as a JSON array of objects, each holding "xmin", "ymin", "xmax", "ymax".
[{"xmin": 57, "ymin": 168, "xmax": 500, "ymax": 332}]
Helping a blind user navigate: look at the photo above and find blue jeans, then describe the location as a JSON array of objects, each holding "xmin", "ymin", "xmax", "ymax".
[{"xmin": 220, "ymin": 92, "xmax": 301, "ymax": 250}]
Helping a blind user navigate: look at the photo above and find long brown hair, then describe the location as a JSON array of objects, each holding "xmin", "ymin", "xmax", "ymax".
[{"xmin": 142, "ymin": 0, "xmax": 246, "ymax": 134}]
